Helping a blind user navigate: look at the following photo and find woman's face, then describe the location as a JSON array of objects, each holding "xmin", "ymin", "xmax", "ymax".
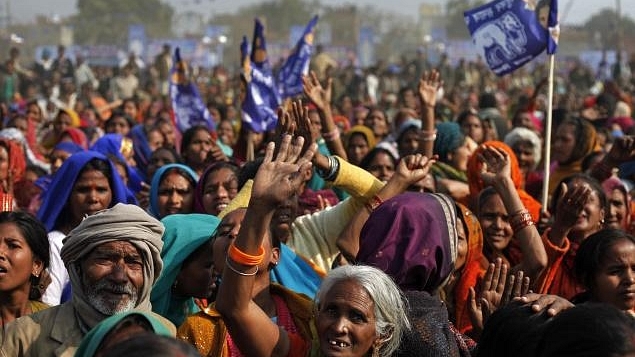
[
  {"xmin": 158, "ymin": 122, "xmax": 176, "ymax": 148},
  {"xmin": 317, "ymin": 279, "xmax": 380, "ymax": 357},
  {"xmin": 157, "ymin": 172, "xmax": 194, "ymax": 218},
  {"xmin": 202, "ymin": 168, "xmax": 238, "ymax": 216},
  {"xmin": 69, "ymin": 169, "xmax": 113, "ymax": 224},
  {"xmin": 184, "ymin": 129, "xmax": 212, "ymax": 167},
  {"xmin": 54, "ymin": 113, "xmax": 73, "ymax": 133},
  {"xmin": 26, "ymin": 104, "xmax": 42, "ymax": 122},
  {"xmin": 147, "ymin": 149, "xmax": 177, "ymax": 181},
  {"xmin": 347, "ymin": 134, "xmax": 370, "ymax": 166},
  {"xmin": 606, "ymin": 189, "xmax": 629, "ymax": 230},
  {"xmin": 364, "ymin": 110, "xmax": 388, "ymax": 138},
  {"xmin": 512, "ymin": 140, "xmax": 536, "ymax": 176},
  {"xmin": 123, "ymin": 101, "xmax": 137, "ymax": 119},
  {"xmin": 461, "ymin": 114, "xmax": 484, "ymax": 144},
  {"xmin": 455, "ymin": 219, "xmax": 468, "ymax": 270},
  {"xmin": 366, "ymin": 152, "xmax": 395, "ymax": 183},
  {"xmin": 213, "ymin": 209, "xmax": 246, "ymax": 275},
  {"xmin": 0, "ymin": 146, "xmax": 9, "ymax": 182},
  {"xmin": 592, "ymin": 239, "xmax": 635, "ymax": 311},
  {"xmin": 398, "ymin": 128, "xmax": 419, "ymax": 157},
  {"xmin": 479, "ymin": 193, "xmax": 513, "ymax": 253},
  {"xmin": 175, "ymin": 241, "xmax": 215, "ymax": 299},
  {"xmin": 552, "ymin": 123, "xmax": 576, "ymax": 164},
  {"xmin": 105, "ymin": 116, "xmax": 130, "ymax": 136},
  {"xmin": 217, "ymin": 121, "xmax": 235, "ymax": 146},
  {"xmin": 146, "ymin": 130, "xmax": 165, "ymax": 152},
  {"xmin": 568, "ymin": 179, "xmax": 605, "ymax": 237},
  {"xmin": 0, "ymin": 222, "xmax": 43, "ymax": 294}
]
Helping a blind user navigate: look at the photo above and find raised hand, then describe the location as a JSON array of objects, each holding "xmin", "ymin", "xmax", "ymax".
[
  {"xmin": 418, "ymin": 70, "xmax": 442, "ymax": 108},
  {"xmin": 251, "ymin": 135, "xmax": 317, "ymax": 209},
  {"xmin": 302, "ymin": 71, "xmax": 332, "ymax": 112},
  {"xmin": 553, "ymin": 182, "xmax": 592, "ymax": 229},
  {"xmin": 515, "ymin": 293, "xmax": 574, "ymax": 317},
  {"xmin": 289, "ymin": 99, "xmax": 317, "ymax": 154},
  {"xmin": 605, "ymin": 136, "xmax": 635, "ymax": 166},
  {"xmin": 392, "ymin": 154, "xmax": 436, "ymax": 189},
  {"xmin": 478, "ymin": 145, "xmax": 511, "ymax": 187}
]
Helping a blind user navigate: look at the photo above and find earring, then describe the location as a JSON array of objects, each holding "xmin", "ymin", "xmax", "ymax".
[{"xmin": 372, "ymin": 346, "xmax": 379, "ymax": 357}]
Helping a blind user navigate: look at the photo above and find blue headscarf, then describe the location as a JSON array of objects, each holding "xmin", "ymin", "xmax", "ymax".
[
  {"xmin": 151, "ymin": 213, "xmax": 220, "ymax": 327},
  {"xmin": 130, "ymin": 124, "xmax": 153, "ymax": 173},
  {"xmin": 270, "ymin": 244, "xmax": 322, "ymax": 299},
  {"xmin": 90, "ymin": 133, "xmax": 145, "ymax": 196},
  {"xmin": 36, "ymin": 151, "xmax": 128, "ymax": 232},
  {"xmin": 148, "ymin": 163, "xmax": 198, "ymax": 219}
]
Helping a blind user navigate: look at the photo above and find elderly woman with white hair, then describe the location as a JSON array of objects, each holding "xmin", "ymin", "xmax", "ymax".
[{"xmin": 504, "ymin": 127, "xmax": 542, "ymax": 191}]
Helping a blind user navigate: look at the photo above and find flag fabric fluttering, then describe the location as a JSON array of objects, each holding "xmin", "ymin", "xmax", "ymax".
[
  {"xmin": 546, "ymin": 0, "xmax": 559, "ymax": 55},
  {"xmin": 464, "ymin": 0, "xmax": 558, "ymax": 76},
  {"xmin": 277, "ymin": 16, "xmax": 318, "ymax": 100},
  {"xmin": 169, "ymin": 48, "xmax": 215, "ymax": 133},
  {"xmin": 241, "ymin": 19, "xmax": 281, "ymax": 133}
]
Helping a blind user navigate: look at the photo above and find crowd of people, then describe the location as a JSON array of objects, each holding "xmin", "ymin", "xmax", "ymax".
[{"xmin": 0, "ymin": 39, "xmax": 632, "ymax": 357}]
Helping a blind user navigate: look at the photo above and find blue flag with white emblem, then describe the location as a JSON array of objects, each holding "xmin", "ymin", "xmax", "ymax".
[
  {"xmin": 546, "ymin": 0, "xmax": 559, "ymax": 55},
  {"xmin": 241, "ymin": 19, "xmax": 281, "ymax": 133},
  {"xmin": 277, "ymin": 16, "xmax": 318, "ymax": 100},
  {"xmin": 464, "ymin": 0, "xmax": 557, "ymax": 76},
  {"xmin": 169, "ymin": 48, "xmax": 215, "ymax": 133}
]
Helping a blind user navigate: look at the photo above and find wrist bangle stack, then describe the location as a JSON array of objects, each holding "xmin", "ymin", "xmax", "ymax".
[
  {"xmin": 316, "ymin": 155, "xmax": 340, "ymax": 181},
  {"xmin": 228, "ymin": 243, "xmax": 265, "ymax": 265},
  {"xmin": 364, "ymin": 195, "xmax": 384, "ymax": 213},
  {"xmin": 321, "ymin": 127, "xmax": 340, "ymax": 142},
  {"xmin": 225, "ymin": 256, "xmax": 259, "ymax": 276},
  {"xmin": 511, "ymin": 209, "xmax": 534, "ymax": 234},
  {"xmin": 0, "ymin": 193, "xmax": 13, "ymax": 212}
]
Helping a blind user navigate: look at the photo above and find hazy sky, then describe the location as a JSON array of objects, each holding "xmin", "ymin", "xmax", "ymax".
[{"xmin": 9, "ymin": 0, "xmax": 634, "ymax": 25}]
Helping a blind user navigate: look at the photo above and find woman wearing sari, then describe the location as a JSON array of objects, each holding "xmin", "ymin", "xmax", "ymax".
[
  {"xmin": 148, "ymin": 163, "xmax": 198, "ymax": 219},
  {"xmin": 151, "ymin": 213, "xmax": 220, "ymax": 326}
]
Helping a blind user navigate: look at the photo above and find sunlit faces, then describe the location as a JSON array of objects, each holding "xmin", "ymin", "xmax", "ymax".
[
  {"xmin": 447, "ymin": 137, "xmax": 476, "ymax": 172},
  {"xmin": 212, "ymin": 209, "xmax": 246, "ymax": 275},
  {"xmin": 81, "ymin": 241, "xmax": 143, "ymax": 315},
  {"xmin": 567, "ymin": 178, "xmax": 605, "ymax": 237},
  {"xmin": 53, "ymin": 112, "xmax": 73, "ymax": 133},
  {"xmin": 591, "ymin": 239, "xmax": 635, "ymax": 311},
  {"xmin": 397, "ymin": 128, "xmax": 420, "ymax": 157},
  {"xmin": 146, "ymin": 129, "xmax": 165, "ymax": 152},
  {"xmin": 478, "ymin": 193, "xmax": 513, "ymax": 253},
  {"xmin": 0, "ymin": 222, "xmax": 43, "ymax": 294},
  {"xmin": 105, "ymin": 116, "xmax": 131, "ymax": 136},
  {"xmin": 217, "ymin": 120, "xmax": 235, "ymax": 146},
  {"xmin": 317, "ymin": 279, "xmax": 380, "ymax": 357},
  {"xmin": 69, "ymin": 170, "xmax": 113, "ymax": 224},
  {"xmin": 202, "ymin": 168, "xmax": 238, "ymax": 216},
  {"xmin": 183, "ymin": 129, "xmax": 212, "ymax": 167},
  {"xmin": 157, "ymin": 172, "xmax": 194, "ymax": 218},
  {"xmin": 364, "ymin": 110, "xmax": 388, "ymax": 139},
  {"xmin": 49, "ymin": 149, "xmax": 72, "ymax": 174},
  {"xmin": 460, "ymin": 114, "xmax": 484, "ymax": 144},
  {"xmin": 511, "ymin": 140, "xmax": 537, "ymax": 176}
]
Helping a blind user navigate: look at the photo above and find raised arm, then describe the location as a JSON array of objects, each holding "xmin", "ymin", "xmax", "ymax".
[
  {"xmin": 418, "ymin": 70, "xmax": 442, "ymax": 158},
  {"xmin": 215, "ymin": 135, "xmax": 316, "ymax": 357},
  {"xmin": 590, "ymin": 136, "xmax": 635, "ymax": 182},
  {"xmin": 336, "ymin": 154, "xmax": 436, "ymax": 261},
  {"xmin": 303, "ymin": 71, "xmax": 347, "ymax": 159},
  {"xmin": 479, "ymin": 145, "xmax": 547, "ymax": 281}
]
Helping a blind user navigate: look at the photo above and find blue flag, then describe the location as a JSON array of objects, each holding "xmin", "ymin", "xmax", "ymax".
[
  {"xmin": 241, "ymin": 19, "xmax": 281, "ymax": 133},
  {"xmin": 169, "ymin": 48, "xmax": 215, "ymax": 133},
  {"xmin": 464, "ymin": 0, "xmax": 555, "ymax": 76},
  {"xmin": 277, "ymin": 16, "xmax": 318, "ymax": 100},
  {"xmin": 546, "ymin": 0, "xmax": 559, "ymax": 55}
]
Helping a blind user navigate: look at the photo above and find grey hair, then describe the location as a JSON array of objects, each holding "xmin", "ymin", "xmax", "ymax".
[
  {"xmin": 504, "ymin": 127, "xmax": 542, "ymax": 170},
  {"xmin": 315, "ymin": 265, "xmax": 410, "ymax": 356}
]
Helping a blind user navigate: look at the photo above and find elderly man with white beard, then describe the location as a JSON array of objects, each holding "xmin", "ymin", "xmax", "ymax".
[{"xmin": 0, "ymin": 204, "xmax": 175, "ymax": 357}]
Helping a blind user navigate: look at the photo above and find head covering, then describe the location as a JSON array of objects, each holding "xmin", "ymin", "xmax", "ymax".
[
  {"xmin": 453, "ymin": 203, "xmax": 489, "ymax": 333},
  {"xmin": 602, "ymin": 177, "xmax": 631, "ymax": 230},
  {"xmin": 396, "ymin": 119, "xmax": 422, "ymax": 141},
  {"xmin": 332, "ymin": 115, "xmax": 351, "ymax": 132},
  {"xmin": 74, "ymin": 311, "xmax": 172, "ymax": 357},
  {"xmin": 346, "ymin": 125, "xmax": 377, "ymax": 150},
  {"xmin": 467, "ymin": 141, "xmax": 542, "ymax": 221},
  {"xmin": 503, "ymin": 127, "xmax": 542, "ymax": 170},
  {"xmin": 59, "ymin": 107, "xmax": 81, "ymax": 128},
  {"xmin": 151, "ymin": 213, "xmax": 220, "ymax": 326},
  {"xmin": 149, "ymin": 163, "xmax": 198, "ymax": 219},
  {"xmin": 357, "ymin": 192, "xmax": 458, "ymax": 293},
  {"xmin": 61, "ymin": 203, "xmax": 164, "ymax": 330},
  {"xmin": 90, "ymin": 133, "xmax": 144, "ymax": 195},
  {"xmin": 53, "ymin": 141, "xmax": 85, "ymax": 155},
  {"xmin": 60, "ymin": 127, "xmax": 88, "ymax": 149},
  {"xmin": 192, "ymin": 162, "xmax": 237, "ymax": 214},
  {"xmin": 434, "ymin": 122, "xmax": 465, "ymax": 162},
  {"xmin": 0, "ymin": 128, "xmax": 49, "ymax": 173},
  {"xmin": 0, "ymin": 138, "xmax": 26, "ymax": 188},
  {"xmin": 129, "ymin": 124, "xmax": 152, "ymax": 171},
  {"xmin": 37, "ymin": 151, "xmax": 128, "ymax": 232}
]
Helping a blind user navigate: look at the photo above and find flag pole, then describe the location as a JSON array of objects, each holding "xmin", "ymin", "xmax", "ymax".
[{"xmin": 541, "ymin": 54, "xmax": 556, "ymax": 212}]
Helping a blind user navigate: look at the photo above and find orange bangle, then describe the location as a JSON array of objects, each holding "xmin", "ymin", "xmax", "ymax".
[{"xmin": 228, "ymin": 243, "xmax": 265, "ymax": 266}]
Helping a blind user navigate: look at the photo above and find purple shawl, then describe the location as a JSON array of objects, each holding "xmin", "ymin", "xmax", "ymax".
[{"xmin": 357, "ymin": 192, "xmax": 458, "ymax": 292}]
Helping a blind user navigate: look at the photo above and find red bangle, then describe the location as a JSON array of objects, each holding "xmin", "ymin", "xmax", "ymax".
[
  {"xmin": 228, "ymin": 243, "xmax": 265, "ymax": 266},
  {"xmin": 0, "ymin": 193, "xmax": 13, "ymax": 212},
  {"xmin": 365, "ymin": 195, "xmax": 383, "ymax": 213},
  {"xmin": 511, "ymin": 210, "xmax": 534, "ymax": 233}
]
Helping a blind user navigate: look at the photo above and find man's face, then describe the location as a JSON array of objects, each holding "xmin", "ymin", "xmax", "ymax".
[{"xmin": 81, "ymin": 241, "xmax": 144, "ymax": 315}]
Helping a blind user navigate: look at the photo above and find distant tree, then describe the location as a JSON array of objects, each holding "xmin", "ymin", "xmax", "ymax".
[
  {"xmin": 445, "ymin": 0, "xmax": 486, "ymax": 39},
  {"xmin": 74, "ymin": 0, "xmax": 174, "ymax": 46},
  {"xmin": 584, "ymin": 9, "xmax": 635, "ymax": 51}
]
